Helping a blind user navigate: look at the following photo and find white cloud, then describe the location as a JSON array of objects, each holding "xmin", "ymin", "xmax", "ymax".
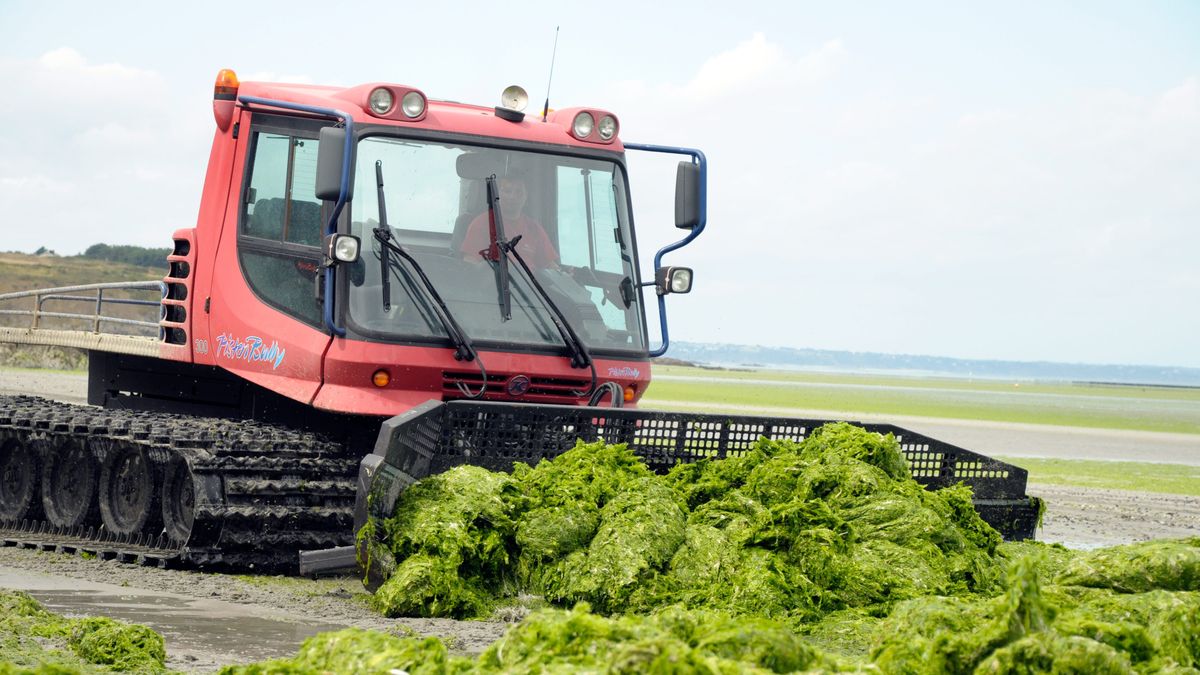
[
  {"xmin": 0, "ymin": 49, "xmax": 207, "ymax": 255},
  {"xmin": 609, "ymin": 34, "xmax": 845, "ymax": 112},
  {"xmin": 0, "ymin": 174, "xmax": 73, "ymax": 195},
  {"xmin": 1152, "ymin": 77, "xmax": 1199, "ymax": 122},
  {"xmin": 3, "ymin": 48, "xmax": 166, "ymax": 118},
  {"xmin": 242, "ymin": 71, "xmax": 315, "ymax": 85},
  {"xmin": 75, "ymin": 122, "xmax": 158, "ymax": 148},
  {"xmin": 37, "ymin": 47, "xmax": 153, "ymax": 82},
  {"xmin": 676, "ymin": 34, "xmax": 844, "ymax": 100}
]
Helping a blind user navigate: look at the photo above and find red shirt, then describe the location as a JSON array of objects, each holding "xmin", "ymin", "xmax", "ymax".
[{"xmin": 460, "ymin": 212, "xmax": 559, "ymax": 269}]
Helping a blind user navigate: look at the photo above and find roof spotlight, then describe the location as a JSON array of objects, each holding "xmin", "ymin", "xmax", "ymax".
[
  {"xmin": 500, "ymin": 85, "xmax": 529, "ymax": 112},
  {"xmin": 495, "ymin": 85, "xmax": 528, "ymax": 122}
]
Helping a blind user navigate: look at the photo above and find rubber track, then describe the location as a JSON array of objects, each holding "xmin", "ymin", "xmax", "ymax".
[{"xmin": 0, "ymin": 395, "xmax": 358, "ymax": 571}]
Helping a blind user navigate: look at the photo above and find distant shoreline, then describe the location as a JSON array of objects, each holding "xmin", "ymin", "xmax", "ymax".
[{"xmin": 659, "ymin": 341, "xmax": 1200, "ymax": 388}]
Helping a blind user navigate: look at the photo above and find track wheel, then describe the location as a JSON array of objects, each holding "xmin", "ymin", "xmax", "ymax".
[
  {"xmin": 41, "ymin": 438, "xmax": 100, "ymax": 529},
  {"xmin": 0, "ymin": 438, "xmax": 41, "ymax": 524},
  {"xmin": 161, "ymin": 458, "xmax": 195, "ymax": 543},
  {"xmin": 99, "ymin": 446, "xmax": 161, "ymax": 537}
]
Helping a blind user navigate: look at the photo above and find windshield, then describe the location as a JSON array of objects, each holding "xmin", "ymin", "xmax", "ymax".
[{"xmin": 344, "ymin": 136, "xmax": 645, "ymax": 354}]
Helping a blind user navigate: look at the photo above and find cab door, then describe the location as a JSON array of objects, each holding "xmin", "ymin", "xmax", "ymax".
[{"xmin": 206, "ymin": 113, "xmax": 332, "ymax": 404}]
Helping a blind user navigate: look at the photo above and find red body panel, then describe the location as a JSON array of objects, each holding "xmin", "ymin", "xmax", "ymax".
[
  {"xmin": 315, "ymin": 340, "xmax": 649, "ymax": 415},
  {"xmin": 180, "ymin": 81, "xmax": 649, "ymax": 416},
  {"xmin": 204, "ymin": 113, "xmax": 331, "ymax": 405},
  {"xmin": 156, "ymin": 228, "xmax": 196, "ymax": 363},
  {"xmin": 189, "ymin": 111, "xmax": 244, "ymax": 368}
]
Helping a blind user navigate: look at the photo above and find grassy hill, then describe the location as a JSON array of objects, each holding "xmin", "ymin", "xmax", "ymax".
[
  {"xmin": 0, "ymin": 252, "xmax": 164, "ymax": 295},
  {"xmin": 0, "ymin": 252, "xmax": 166, "ymax": 369}
]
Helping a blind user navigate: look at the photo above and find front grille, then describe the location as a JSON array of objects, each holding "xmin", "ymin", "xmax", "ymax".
[{"xmin": 442, "ymin": 370, "xmax": 591, "ymax": 404}]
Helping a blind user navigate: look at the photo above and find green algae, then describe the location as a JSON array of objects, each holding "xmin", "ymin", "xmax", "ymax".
[
  {"xmin": 872, "ymin": 552, "xmax": 1200, "ymax": 674},
  {"xmin": 221, "ymin": 605, "xmax": 847, "ymax": 675},
  {"xmin": 356, "ymin": 422, "xmax": 1200, "ymax": 673},
  {"xmin": 1056, "ymin": 537, "xmax": 1200, "ymax": 593},
  {"xmin": 368, "ymin": 465, "xmax": 521, "ymax": 619},
  {"xmin": 476, "ymin": 603, "xmax": 844, "ymax": 674},
  {"xmin": 371, "ymin": 553, "xmax": 494, "ymax": 619},
  {"xmin": 1059, "ymin": 590, "xmax": 1200, "ymax": 669},
  {"xmin": 974, "ymin": 633, "xmax": 1136, "ymax": 675},
  {"xmin": 219, "ymin": 627, "xmax": 464, "ymax": 675},
  {"xmin": 233, "ymin": 543, "xmax": 1200, "ymax": 674},
  {"xmin": 367, "ymin": 423, "xmax": 1009, "ymax": 622},
  {"xmin": 0, "ymin": 590, "xmax": 167, "ymax": 673},
  {"xmin": 539, "ymin": 478, "xmax": 688, "ymax": 613},
  {"xmin": 67, "ymin": 618, "xmax": 166, "ymax": 672}
]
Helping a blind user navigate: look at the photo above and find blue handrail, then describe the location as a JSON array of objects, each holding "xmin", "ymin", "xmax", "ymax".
[
  {"xmin": 238, "ymin": 95, "xmax": 355, "ymax": 337},
  {"xmin": 622, "ymin": 142, "xmax": 707, "ymax": 357}
]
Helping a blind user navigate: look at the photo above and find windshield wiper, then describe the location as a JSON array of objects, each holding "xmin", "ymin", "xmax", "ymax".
[
  {"xmin": 375, "ymin": 162, "xmax": 393, "ymax": 313},
  {"xmin": 485, "ymin": 177, "xmax": 596, "ymax": 395},
  {"xmin": 508, "ymin": 241, "xmax": 598, "ymax": 394},
  {"xmin": 484, "ymin": 175, "xmax": 512, "ymax": 321},
  {"xmin": 373, "ymin": 161, "xmax": 486, "ymax": 398}
]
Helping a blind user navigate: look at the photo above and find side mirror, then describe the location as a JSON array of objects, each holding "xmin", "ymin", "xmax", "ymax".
[
  {"xmin": 315, "ymin": 126, "xmax": 351, "ymax": 202},
  {"xmin": 674, "ymin": 161, "xmax": 701, "ymax": 229},
  {"xmin": 655, "ymin": 266, "xmax": 693, "ymax": 295}
]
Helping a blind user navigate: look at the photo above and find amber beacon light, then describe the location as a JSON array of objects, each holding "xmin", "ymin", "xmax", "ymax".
[{"xmin": 213, "ymin": 68, "xmax": 240, "ymax": 131}]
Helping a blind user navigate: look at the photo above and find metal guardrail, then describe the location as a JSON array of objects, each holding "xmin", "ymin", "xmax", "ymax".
[{"xmin": 0, "ymin": 281, "xmax": 166, "ymax": 334}]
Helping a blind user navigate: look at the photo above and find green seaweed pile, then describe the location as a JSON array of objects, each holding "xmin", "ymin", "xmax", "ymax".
[
  {"xmin": 333, "ymin": 422, "xmax": 1200, "ymax": 672},
  {"xmin": 226, "ymin": 542, "xmax": 1200, "ymax": 673},
  {"xmin": 873, "ymin": 543, "xmax": 1200, "ymax": 673},
  {"xmin": 0, "ymin": 589, "xmax": 167, "ymax": 673},
  {"xmin": 222, "ymin": 604, "xmax": 843, "ymax": 675},
  {"xmin": 220, "ymin": 628, "xmax": 455, "ymax": 675},
  {"xmin": 363, "ymin": 423, "xmax": 1006, "ymax": 622}
]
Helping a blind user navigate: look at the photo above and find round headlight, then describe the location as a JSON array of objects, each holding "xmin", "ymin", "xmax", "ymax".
[
  {"xmin": 368, "ymin": 87, "xmax": 394, "ymax": 115},
  {"xmin": 401, "ymin": 91, "xmax": 425, "ymax": 118},
  {"xmin": 597, "ymin": 115, "xmax": 617, "ymax": 140},
  {"xmin": 572, "ymin": 112, "xmax": 594, "ymax": 139}
]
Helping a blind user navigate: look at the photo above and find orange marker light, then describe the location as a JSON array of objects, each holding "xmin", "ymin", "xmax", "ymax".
[
  {"xmin": 372, "ymin": 369, "xmax": 391, "ymax": 388},
  {"xmin": 214, "ymin": 69, "xmax": 240, "ymax": 100},
  {"xmin": 212, "ymin": 69, "xmax": 240, "ymax": 131},
  {"xmin": 623, "ymin": 385, "xmax": 636, "ymax": 402}
]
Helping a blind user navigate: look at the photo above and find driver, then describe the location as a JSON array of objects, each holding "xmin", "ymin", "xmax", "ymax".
[{"xmin": 459, "ymin": 173, "xmax": 559, "ymax": 269}]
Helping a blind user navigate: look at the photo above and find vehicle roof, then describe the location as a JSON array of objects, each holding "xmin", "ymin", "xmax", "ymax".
[{"xmin": 236, "ymin": 81, "xmax": 625, "ymax": 153}]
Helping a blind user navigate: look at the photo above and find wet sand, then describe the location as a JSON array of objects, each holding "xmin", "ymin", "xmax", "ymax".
[
  {"xmin": 0, "ymin": 567, "xmax": 346, "ymax": 672},
  {"xmin": 0, "ymin": 548, "xmax": 508, "ymax": 673}
]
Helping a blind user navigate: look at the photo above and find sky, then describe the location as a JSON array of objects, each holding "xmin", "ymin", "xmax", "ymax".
[{"xmin": 1, "ymin": 1, "xmax": 1197, "ymax": 368}]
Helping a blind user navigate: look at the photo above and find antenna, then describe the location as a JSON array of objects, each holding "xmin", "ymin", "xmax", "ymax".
[{"xmin": 541, "ymin": 26, "xmax": 560, "ymax": 122}]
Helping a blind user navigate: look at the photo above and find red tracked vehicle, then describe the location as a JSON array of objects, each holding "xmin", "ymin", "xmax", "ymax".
[{"xmin": 0, "ymin": 70, "xmax": 1039, "ymax": 572}]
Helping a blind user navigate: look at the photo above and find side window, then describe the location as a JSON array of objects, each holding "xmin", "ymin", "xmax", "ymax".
[
  {"xmin": 244, "ymin": 134, "xmax": 323, "ymax": 246},
  {"xmin": 238, "ymin": 127, "xmax": 324, "ymax": 327},
  {"xmin": 557, "ymin": 168, "xmax": 588, "ymax": 268},
  {"xmin": 587, "ymin": 171, "xmax": 622, "ymax": 274},
  {"xmin": 556, "ymin": 167, "xmax": 623, "ymax": 274},
  {"xmin": 556, "ymin": 166, "xmax": 631, "ymax": 332}
]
